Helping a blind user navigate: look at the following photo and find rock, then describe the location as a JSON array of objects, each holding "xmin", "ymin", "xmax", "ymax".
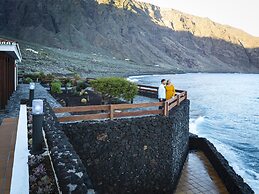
[{"xmin": 0, "ymin": 0, "xmax": 259, "ymax": 76}]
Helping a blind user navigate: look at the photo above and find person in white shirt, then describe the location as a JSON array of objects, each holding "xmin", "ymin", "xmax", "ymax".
[{"xmin": 158, "ymin": 79, "xmax": 166, "ymax": 102}]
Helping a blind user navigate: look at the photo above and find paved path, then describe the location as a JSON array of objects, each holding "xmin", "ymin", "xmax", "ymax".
[
  {"xmin": 0, "ymin": 118, "xmax": 18, "ymax": 194},
  {"xmin": 175, "ymin": 151, "xmax": 229, "ymax": 194},
  {"xmin": 0, "ymin": 84, "xmax": 61, "ymax": 193},
  {"xmin": 0, "ymin": 84, "xmax": 62, "ymax": 124}
]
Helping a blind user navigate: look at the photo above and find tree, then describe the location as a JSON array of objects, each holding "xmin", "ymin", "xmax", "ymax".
[
  {"xmin": 51, "ymin": 80, "xmax": 62, "ymax": 94},
  {"xmin": 90, "ymin": 77, "xmax": 138, "ymax": 104}
]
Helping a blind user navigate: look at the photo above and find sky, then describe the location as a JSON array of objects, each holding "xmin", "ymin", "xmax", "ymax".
[{"xmin": 139, "ymin": 0, "xmax": 259, "ymax": 37}]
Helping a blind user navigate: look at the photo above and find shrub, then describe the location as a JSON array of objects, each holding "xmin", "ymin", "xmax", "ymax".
[
  {"xmin": 50, "ymin": 80, "xmax": 62, "ymax": 94},
  {"xmin": 24, "ymin": 73, "xmax": 38, "ymax": 81},
  {"xmin": 42, "ymin": 74, "xmax": 55, "ymax": 83},
  {"xmin": 38, "ymin": 71, "xmax": 46, "ymax": 81},
  {"xmin": 76, "ymin": 81, "xmax": 87, "ymax": 91},
  {"xmin": 90, "ymin": 77, "xmax": 138, "ymax": 103},
  {"xmin": 64, "ymin": 78, "xmax": 73, "ymax": 87},
  {"xmin": 74, "ymin": 73, "xmax": 81, "ymax": 80},
  {"xmin": 24, "ymin": 77, "xmax": 33, "ymax": 84}
]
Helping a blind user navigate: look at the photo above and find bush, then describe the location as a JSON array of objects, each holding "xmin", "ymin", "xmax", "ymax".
[
  {"xmin": 64, "ymin": 78, "xmax": 73, "ymax": 87},
  {"xmin": 38, "ymin": 71, "xmax": 46, "ymax": 81},
  {"xmin": 42, "ymin": 74, "xmax": 55, "ymax": 83},
  {"xmin": 74, "ymin": 73, "xmax": 81, "ymax": 80},
  {"xmin": 51, "ymin": 80, "xmax": 62, "ymax": 94},
  {"xmin": 23, "ymin": 73, "xmax": 38, "ymax": 81},
  {"xmin": 24, "ymin": 77, "xmax": 33, "ymax": 84},
  {"xmin": 90, "ymin": 77, "xmax": 138, "ymax": 103},
  {"xmin": 76, "ymin": 81, "xmax": 87, "ymax": 91}
]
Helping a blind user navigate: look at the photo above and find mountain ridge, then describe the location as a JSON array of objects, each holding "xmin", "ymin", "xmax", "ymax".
[{"xmin": 0, "ymin": 0, "xmax": 258, "ymax": 76}]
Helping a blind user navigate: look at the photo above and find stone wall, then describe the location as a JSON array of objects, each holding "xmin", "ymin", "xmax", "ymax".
[
  {"xmin": 62, "ymin": 100, "xmax": 190, "ymax": 194},
  {"xmin": 43, "ymin": 102, "xmax": 94, "ymax": 193},
  {"xmin": 189, "ymin": 134, "xmax": 254, "ymax": 194}
]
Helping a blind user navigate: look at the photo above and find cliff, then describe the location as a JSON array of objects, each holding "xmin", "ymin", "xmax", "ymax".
[{"xmin": 1, "ymin": 0, "xmax": 258, "ymax": 75}]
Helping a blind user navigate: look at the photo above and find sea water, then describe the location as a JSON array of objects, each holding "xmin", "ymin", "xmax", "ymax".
[{"xmin": 129, "ymin": 73, "xmax": 259, "ymax": 193}]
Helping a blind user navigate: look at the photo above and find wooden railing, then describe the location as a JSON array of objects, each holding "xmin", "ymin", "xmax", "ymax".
[{"xmin": 53, "ymin": 84, "xmax": 187, "ymax": 123}]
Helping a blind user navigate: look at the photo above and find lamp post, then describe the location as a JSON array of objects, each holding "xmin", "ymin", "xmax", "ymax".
[
  {"xmin": 31, "ymin": 99, "xmax": 44, "ymax": 154},
  {"xmin": 29, "ymin": 82, "xmax": 35, "ymax": 107}
]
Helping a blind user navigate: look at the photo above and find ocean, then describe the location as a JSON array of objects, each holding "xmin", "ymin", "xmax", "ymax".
[{"xmin": 129, "ymin": 73, "xmax": 259, "ymax": 193}]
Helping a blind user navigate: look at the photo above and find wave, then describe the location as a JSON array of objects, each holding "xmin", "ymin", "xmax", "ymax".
[
  {"xmin": 231, "ymin": 161, "xmax": 259, "ymax": 193},
  {"xmin": 208, "ymin": 139, "xmax": 259, "ymax": 193},
  {"xmin": 189, "ymin": 116, "xmax": 204, "ymax": 134},
  {"xmin": 128, "ymin": 75, "xmax": 146, "ymax": 79},
  {"xmin": 127, "ymin": 78, "xmax": 140, "ymax": 82}
]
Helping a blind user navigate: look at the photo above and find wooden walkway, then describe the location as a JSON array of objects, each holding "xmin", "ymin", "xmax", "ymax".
[{"xmin": 0, "ymin": 118, "xmax": 18, "ymax": 194}]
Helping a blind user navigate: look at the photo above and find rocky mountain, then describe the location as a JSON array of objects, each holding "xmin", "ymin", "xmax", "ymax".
[{"xmin": 1, "ymin": 0, "xmax": 259, "ymax": 76}]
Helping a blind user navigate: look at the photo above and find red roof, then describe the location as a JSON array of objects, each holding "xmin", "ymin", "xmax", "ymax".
[{"xmin": 0, "ymin": 38, "xmax": 17, "ymax": 44}]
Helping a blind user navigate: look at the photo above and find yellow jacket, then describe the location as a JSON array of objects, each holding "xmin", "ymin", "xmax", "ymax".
[{"xmin": 165, "ymin": 85, "xmax": 176, "ymax": 100}]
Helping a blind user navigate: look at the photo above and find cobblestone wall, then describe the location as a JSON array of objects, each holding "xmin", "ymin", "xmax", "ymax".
[
  {"xmin": 43, "ymin": 102, "xmax": 93, "ymax": 193},
  {"xmin": 63, "ymin": 100, "xmax": 190, "ymax": 194}
]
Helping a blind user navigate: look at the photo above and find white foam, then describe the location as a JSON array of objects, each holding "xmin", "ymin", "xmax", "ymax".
[
  {"xmin": 128, "ymin": 75, "xmax": 146, "ymax": 79},
  {"xmin": 26, "ymin": 48, "xmax": 38, "ymax": 54},
  {"xmin": 189, "ymin": 116, "xmax": 204, "ymax": 134},
  {"xmin": 208, "ymin": 139, "xmax": 259, "ymax": 193},
  {"xmin": 127, "ymin": 78, "xmax": 139, "ymax": 83}
]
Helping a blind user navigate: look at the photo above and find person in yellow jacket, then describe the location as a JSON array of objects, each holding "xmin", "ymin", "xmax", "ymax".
[{"xmin": 165, "ymin": 80, "xmax": 176, "ymax": 100}]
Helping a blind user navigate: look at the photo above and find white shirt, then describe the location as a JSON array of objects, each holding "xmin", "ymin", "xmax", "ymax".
[{"xmin": 158, "ymin": 84, "xmax": 166, "ymax": 99}]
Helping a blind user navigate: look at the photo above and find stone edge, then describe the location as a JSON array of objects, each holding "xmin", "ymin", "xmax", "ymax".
[
  {"xmin": 43, "ymin": 101, "xmax": 94, "ymax": 193},
  {"xmin": 189, "ymin": 133, "xmax": 254, "ymax": 194}
]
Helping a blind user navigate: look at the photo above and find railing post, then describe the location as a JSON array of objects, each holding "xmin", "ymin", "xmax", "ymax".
[
  {"xmin": 110, "ymin": 104, "xmax": 114, "ymax": 120},
  {"xmin": 177, "ymin": 95, "xmax": 180, "ymax": 106},
  {"xmin": 167, "ymin": 101, "xmax": 169, "ymax": 116},
  {"xmin": 163, "ymin": 101, "xmax": 169, "ymax": 116}
]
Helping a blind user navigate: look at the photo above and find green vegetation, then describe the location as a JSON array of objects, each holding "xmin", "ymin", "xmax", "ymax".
[
  {"xmin": 73, "ymin": 73, "xmax": 81, "ymax": 81},
  {"xmin": 21, "ymin": 72, "xmax": 56, "ymax": 83},
  {"xmin": 23, "ymin": 77, "xmax": 33, "ymax": 84},
  {"xmin": 44, "ymin": 74, "xmax": 55, "ymax": 83},
  {"xmin": 76, "ymin": 81, "xmax": 87, "ymax": 92},
  {"xmin": 90, "ymin": 77, "xmax": 138, "ymax": 103},
  {"xmin": 64, "ymin": 78, "xmax": 73, "ymax": 87},
  {"xmin": 50, "ymin": 80, "xmax": 62, "ymax": 94}
]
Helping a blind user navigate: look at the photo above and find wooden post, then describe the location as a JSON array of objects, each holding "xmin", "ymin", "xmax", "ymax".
[
  {"xmin": 167, "ymin": 101, "xmax": 169, "ymax": 116},
  {"xmin": 177, "ymin": 95, "xmax": 180, "ymax": 106},
  {"xmin": 163, "ymin": 101, "xmax": 169, "ymax": 116},
  {"xmin": 110, "ymin": 104, "xmax": 114, "ymax": 120}
]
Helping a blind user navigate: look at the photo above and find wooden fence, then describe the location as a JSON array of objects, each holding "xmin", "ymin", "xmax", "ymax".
[{"xmin": 53, "ymin": 85, "xmax": 187, "ymax": 123}]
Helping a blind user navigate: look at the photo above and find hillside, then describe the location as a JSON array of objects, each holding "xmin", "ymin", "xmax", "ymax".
[{"xmin": 0, "ymin": 0, "xmax": 259, "ymax": 76}]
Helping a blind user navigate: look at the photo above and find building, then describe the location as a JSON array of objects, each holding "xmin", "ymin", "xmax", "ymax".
[{"xmin": 0, "ymin": 38, "xmax": 22, "ymax": 109}]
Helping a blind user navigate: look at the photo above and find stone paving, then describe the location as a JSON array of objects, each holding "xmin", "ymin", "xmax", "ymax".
[
  {"xmin": 0, "ymin": 84, "xmax": 62, "ymax": 124},
  {"xmin": 175, "ymin": 151, "xmax": 229, "ymax": 194}
]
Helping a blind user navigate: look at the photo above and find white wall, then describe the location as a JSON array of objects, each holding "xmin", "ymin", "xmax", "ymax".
[{"xmin": 10, "ymin": 105, "xmax": 29, "ymax": 194}]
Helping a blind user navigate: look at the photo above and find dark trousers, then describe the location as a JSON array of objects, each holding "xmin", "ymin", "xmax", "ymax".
[{"xmin": 159, "ymin": 98, "xmax": 166, "ymax": 109}]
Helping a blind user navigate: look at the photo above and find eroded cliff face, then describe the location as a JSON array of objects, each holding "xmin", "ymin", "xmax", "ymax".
[{"xmin": 1, "ymin": 0, "xmax": 258, "ymax": 74}]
